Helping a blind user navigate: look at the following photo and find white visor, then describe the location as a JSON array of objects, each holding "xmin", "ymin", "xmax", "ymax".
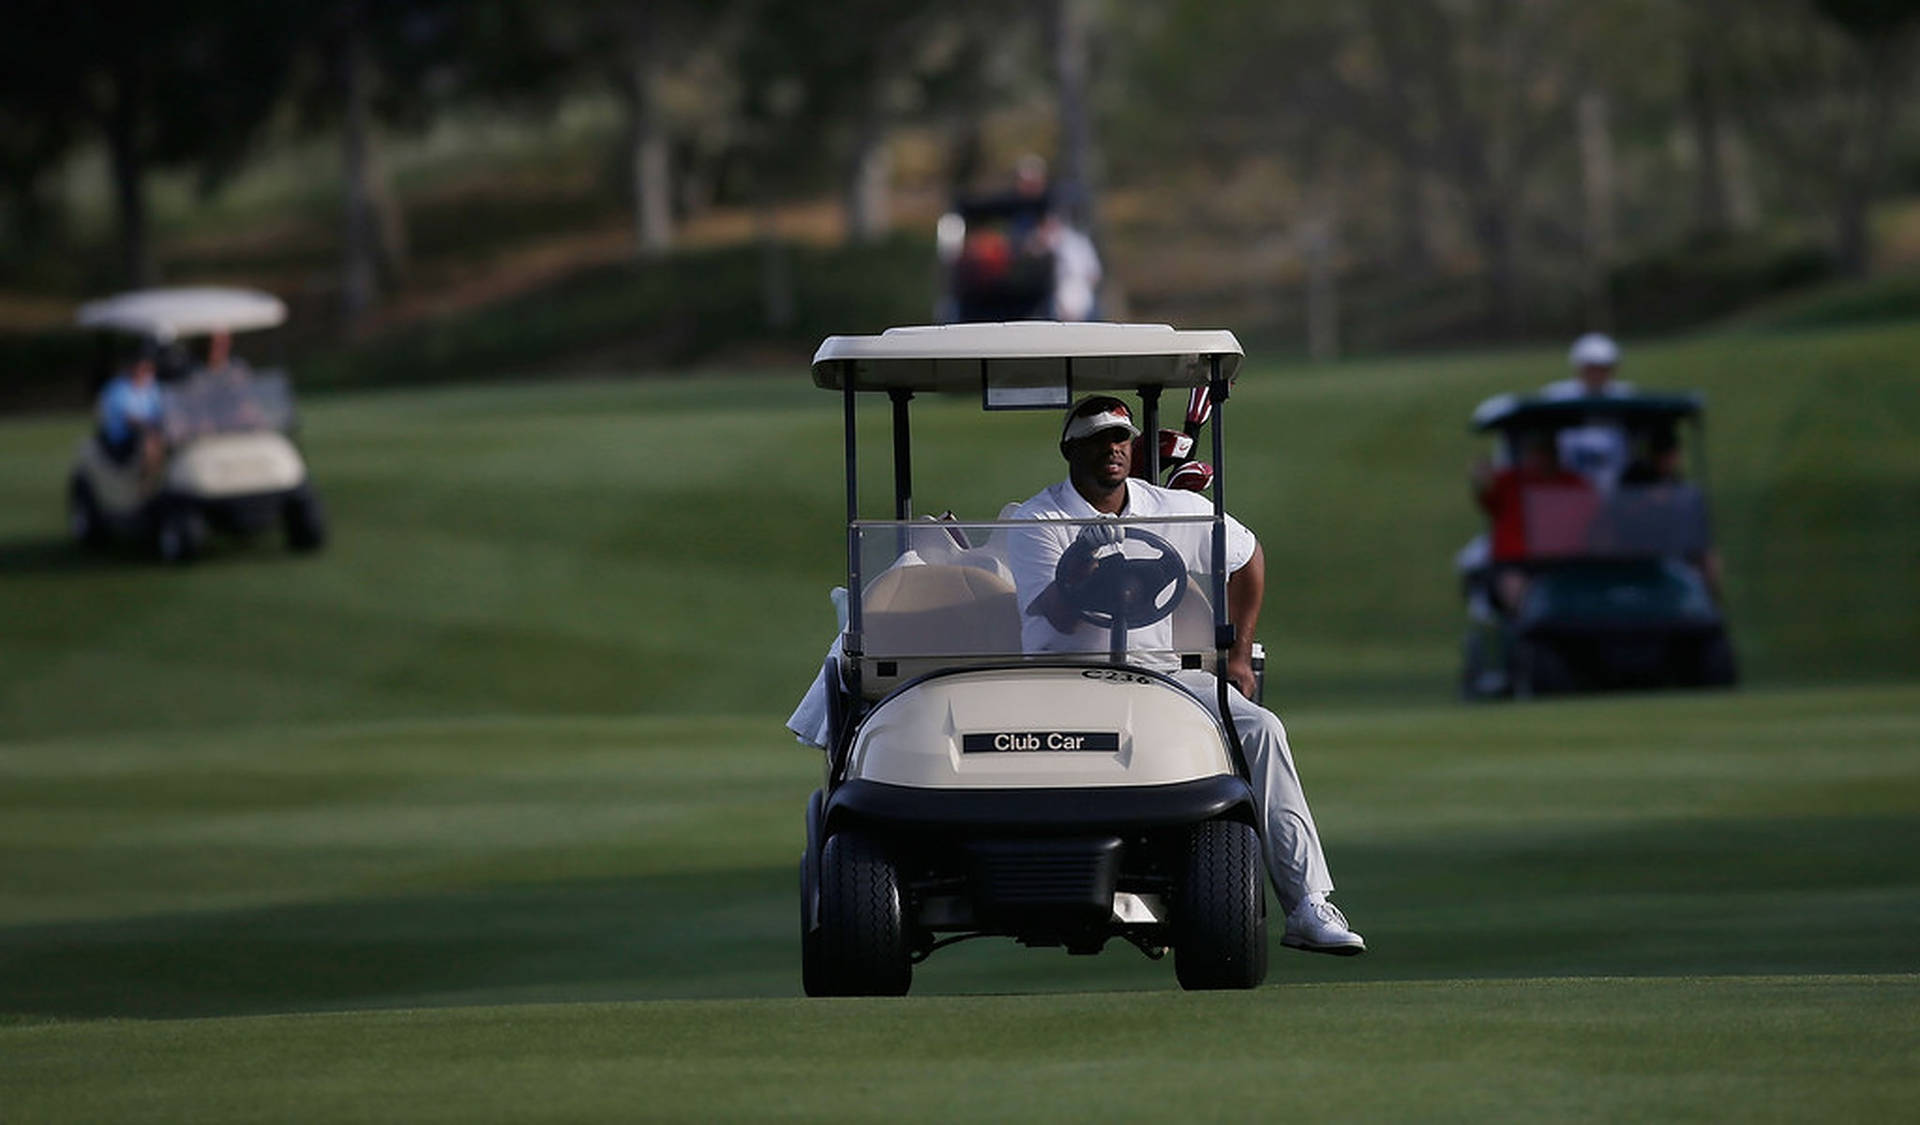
[{"xmin": 1061, "ymin": 401, "xmax": 1142, "ymax": 443}]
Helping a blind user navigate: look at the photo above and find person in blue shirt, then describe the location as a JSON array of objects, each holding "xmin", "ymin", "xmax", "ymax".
[{"xmin": 97, "ymin": 345, "xmax": 164, "ymax": 472}]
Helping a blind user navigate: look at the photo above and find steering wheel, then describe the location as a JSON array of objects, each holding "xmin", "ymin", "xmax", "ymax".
[{"xmin": 1054, "ymin": 525, "xmax": 1188, "ymax": 633}]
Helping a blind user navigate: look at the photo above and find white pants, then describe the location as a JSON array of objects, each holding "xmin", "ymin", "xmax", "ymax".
[{"xmin": 1175, "ymin": 671, "xmax": 1336, "ymax": 912}]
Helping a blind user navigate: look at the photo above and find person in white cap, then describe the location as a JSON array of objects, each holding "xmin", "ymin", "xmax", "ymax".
[
  {"xmin": 1003, "ymin": 394, "xmax": 1366, "ymax": 955},
  {"xmin": 1543, "ymin": 332, "xmax": 1634, "ymax": 400},
  {"xmin": 1542, "ymin": 333, "xmax": 1637, "ymax": 489}
]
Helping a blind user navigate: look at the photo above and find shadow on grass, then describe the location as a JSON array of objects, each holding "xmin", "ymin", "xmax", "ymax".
[
  {"xmin": 0, "ymin": 536, "xmax": 123, "ymax": 576},
  {"xmin": 2, "ymin": 813, "xmax": 1915, "ymax": 1019},
  {"xmin": 0, "ymin": 533, "xmax": 315, "ymax": 576}
]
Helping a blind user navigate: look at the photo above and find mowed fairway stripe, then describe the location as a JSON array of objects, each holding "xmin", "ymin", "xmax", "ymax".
[
  {"xmin": 1, "ymin": 687, "xmax": 1915, "ymax": 1019},
  {"xmin": 3, "ymin": 976, "xmax": 1916, "ymax": 1122}
]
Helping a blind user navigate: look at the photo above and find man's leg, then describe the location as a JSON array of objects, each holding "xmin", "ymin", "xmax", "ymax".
[
  {"xmin": 1188, "ymin": 674, "xmax": 1365, "ymax": 955},
  {"xmin": 1221, "ymin": 687, "xmax": 1334, "ymax": 913}
]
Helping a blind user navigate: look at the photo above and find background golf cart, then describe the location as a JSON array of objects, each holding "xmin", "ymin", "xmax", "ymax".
[
  {"xmin": 801, "ymin": 322, "xmax": 1267, "ymax": 996},
  {"xmin": 68, "ymin": 287, "xmax": 326, "ymax": 563},
  {"xmin": 933, "ymin": 193, "xmax": 1057, "ymax": 323},
  {"xmin": 1460, "ymin": 391, "xmax": 1736, "ymax": 698}
]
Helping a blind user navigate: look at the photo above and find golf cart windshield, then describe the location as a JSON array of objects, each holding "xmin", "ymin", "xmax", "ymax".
[
  {"xmin": 817, "ymin": 323, "xmax": 1247, "ymax": 702},
  {"xmin": 1472, "ymin": 390, "xmax": 1715, "ymax": 562},
  {"xmin": 160, "ymin": 368, "xmax": 295, "ymax": 442},
  {"xmin": 852, "ymin": 514, "xmax": 1225, "ymax": 675}
]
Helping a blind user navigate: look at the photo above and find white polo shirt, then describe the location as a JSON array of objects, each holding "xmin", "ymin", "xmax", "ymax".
[
  {"xmin": 1540, "ymin": 378, "xmax": 1638, "ymax": 490},
  {"xmin": 1005, "ymin": 477, "xmax": 1257, "ymax": 664}
]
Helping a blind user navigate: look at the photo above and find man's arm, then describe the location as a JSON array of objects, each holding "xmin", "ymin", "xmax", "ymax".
[
  {"xmin": 1005, "ymin": 518, "xmax": 1083, "ymax": 638},
  {"xmin": 1224, "ymin": 542, "xmax": 1265, "ymax": 698}
]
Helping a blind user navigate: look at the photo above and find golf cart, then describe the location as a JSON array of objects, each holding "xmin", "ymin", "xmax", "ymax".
[
  {"xmin": 934, "ymin": 192, "xmax": 1056, "ymax": 323},
  {"xmin": 1458, "ymin": 390, "xmax": 1736, "ymax": 698},
  {"xmin": 800, "ymin": 322, "xmax": 1268, "ymax": 995},
  {"xmin": 68, "ymin": 287, "xmax": 326, "ymax": 562}
]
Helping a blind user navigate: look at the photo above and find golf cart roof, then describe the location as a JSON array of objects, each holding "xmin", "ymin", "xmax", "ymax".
[
  {"xmin": 1471, "ymin": 390, "xmax": 1703, "ymax": 432},
  {"xmin": 812, "ymin": 322, "xmax": 1243, "ymax": 394},
  {"xmin": 75, "ymin": 287, "xmax": 287, "ymax": 343}
]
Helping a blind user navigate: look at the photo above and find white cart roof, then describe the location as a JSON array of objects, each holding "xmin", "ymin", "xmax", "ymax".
[
  {"xmin": 812, "ymin": 322, "xmax": 1243, "ymax": 393},
  {"xmin": 75, "ymin": 287, "xmax": 288, "ymax": 342}
]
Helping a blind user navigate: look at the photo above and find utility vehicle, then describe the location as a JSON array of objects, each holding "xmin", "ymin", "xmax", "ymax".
[
  {"xmin": 801, "ymin": 321, "xmax": 1268, "ymax": 995},
  {"xmin": 68, "ymin": 287, "xmax": 325, "ymax": 562},
  {"xmin": 1459, "ymin": 390, "xmax": 1735, "ymax": 697}
]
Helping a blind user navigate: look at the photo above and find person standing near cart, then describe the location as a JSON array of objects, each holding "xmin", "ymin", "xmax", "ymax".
[{"xmin": 1006, "ymin": 394, "xmax": 1366, "ymax": 955}]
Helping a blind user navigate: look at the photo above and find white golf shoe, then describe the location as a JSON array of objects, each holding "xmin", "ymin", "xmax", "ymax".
[{"xmin": 1282, "ymin": 898, "xmax": 1367, "ymax": 955}]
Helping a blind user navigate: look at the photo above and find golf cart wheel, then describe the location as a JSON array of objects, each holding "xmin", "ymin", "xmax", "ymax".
[
  {"xmin": 817, "ymin": 830, "xmax": 911, "ymax": 996},
  {"xmin": 1174, "ymin": 819, "xmax": 1268, "ymax": 991},
  {"xmin": 284, "ymin": 488, "xmax": 327, "ymax": 553},
  {"xmin": 1512, "ymin": 637, "xmax": 1573, "ymax": 698},
  {"xmin": 800, "ymin": 857, "xmax": 829, "ymax": 997},
  {"xmin": 154, "ymin": 505, "xmax": 206, "ymax": 564},
  {"xmin": 1681, "ymin": 631, "xmax": 1738, "ymax": 689},
  {"xmin": 68, "ymin": 478, "xmax": 107, "ymax": 549}
]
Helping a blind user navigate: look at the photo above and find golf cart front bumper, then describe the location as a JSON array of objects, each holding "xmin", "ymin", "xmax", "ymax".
[
  {"xmin": 824, "ymin": 775, "xmax": 1254, "ymax": 835},
  {"xmin": 823, "ymin": 775, "xmax": 1257, "ymax": 939}
]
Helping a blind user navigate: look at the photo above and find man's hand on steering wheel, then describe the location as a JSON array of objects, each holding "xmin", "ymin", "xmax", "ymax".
[{"xmin": 1053, "ymin": 525, "xmax": 1187, "ymax": 631}]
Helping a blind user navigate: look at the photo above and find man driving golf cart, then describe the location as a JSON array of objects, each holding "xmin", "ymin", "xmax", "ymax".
[
  {"xmin": 68, "ymin": 287, "xmax": 326, "ymax": 562},
  {"xmin": 795, "ymin": 322, "xmax": 1361, "ymax": 997}
]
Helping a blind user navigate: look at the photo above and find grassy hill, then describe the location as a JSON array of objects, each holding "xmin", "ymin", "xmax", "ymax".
[
  {"xmin": 0, "ymin": 321, "xmax": 1915, "ymax": 1119},
  {"xmin": 3, "ymin": 317, "xmax": 1914, "ymax": 738}
]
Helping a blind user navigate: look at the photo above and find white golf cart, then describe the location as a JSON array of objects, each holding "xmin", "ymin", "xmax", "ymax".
[
  {"xmin": 800, "ymin": 322, "xmax": 1268, "ymax": 995},
  {"xmin": 68, "ymin": 287, "xmax": 325, "ymax": 562}
]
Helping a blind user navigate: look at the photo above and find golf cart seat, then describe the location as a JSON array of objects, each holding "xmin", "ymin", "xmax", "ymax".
[
  {"xmin": 1169, "ymin": 578, "xmax": 1221, "ymax": 673},
  {"xmin": 855, "ymin": 562, "xmax": 1022, "ymax": 697},
  {"xmin": 1521, "ymin": 483, "xmax": 1602, "ymax": 557}
]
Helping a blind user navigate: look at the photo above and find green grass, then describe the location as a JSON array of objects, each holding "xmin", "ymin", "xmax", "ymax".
[
  {"xmin": 7, "ymin": 979, "xmax": 1915, "ymax": 1122},
  {"xmin": 0, "ymin": 322, "xmax": 1916, "ymax": 1119},
  {"xmin": 0, "ymin": 693, "xmax": 1915, "ymax": 1120}
]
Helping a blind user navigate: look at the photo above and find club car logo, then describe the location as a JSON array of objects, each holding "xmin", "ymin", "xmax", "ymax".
[{"xmin": 961, "ymin": 731, "xmax": 1120, "ymax": 753}]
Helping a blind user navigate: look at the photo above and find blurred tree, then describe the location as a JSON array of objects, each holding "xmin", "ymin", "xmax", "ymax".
[
  {"xmin": 1808, "ymin": 0, "xmax": 1920, "ymax": 273},
  {"xmin": 302, "ymin": 0, "xmax": 570, "ymax": 330},
  {"xmin": 1052, "ymin": 0, "xmax": 1097, "ymax": 234},
  {"xmin": 498, "ymin": 2, "xmax": 751, "ymax": 260},
  {"xmin": 0, "ymin": 1, "xmax": 301, "ymax": 288},
  {"xmin": 742, "ymin": 0, "xmax": 1028, "ymax": 245},
  {"xmin": 1118, "ymin": 0, "xmax": 1694, "ymax": 340},
  {"xmin": 1697, "ymin": 0, "xmax": 1918, "ymax": 276}
]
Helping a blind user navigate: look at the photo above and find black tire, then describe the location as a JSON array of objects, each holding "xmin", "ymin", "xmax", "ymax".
[
  {"xmin": 816, "ymin": 831, "xmax": 911, "ymax": 996},
  {"xmin": 284, "ymin": 488, "xmax": 327, "ymax": 553},
  {"xmin": 68, "ymin": 478, "xmax": 107, "ymax": 549},
  {"xmin": 1680, "ymin": 631, "xmax": 1738, "ymax": 688},
  {"xmin": 1174, "ymin": 819, "xmax": 1268, "ymax": 991},
  {"xmin": 154, "ymin": 504, "xmax": 206, "ymax": 564},
  {"xmin": 800, "ymin": 856, "xmax": 830, "ymax": 997},
  {"xmin": 1512, "ymin": 637, "xmax": 1574, "ymax": 698}
]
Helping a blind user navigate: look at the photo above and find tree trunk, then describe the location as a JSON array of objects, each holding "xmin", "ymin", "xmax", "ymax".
[
  {"xmin": 1578, "ymin": 90, "xmax": 1615, "ymax": 331},
  {"xmin": 1052, "ymin": 0, "xmax": 1096, "ymax": 233},
  {"xmin": 843, "ymin": 107, "xmax": 891, "ymax": 244},
  {"xmin": 757, "ymin": 181, "xmax": 794, "ymax": 330},
  {"xmin": 1391, "ymin": 159, "xmax": 1434, "ymax": 272},
  {"xmin": 1301, "ymin": 212, "xmax": 1340, "ymax": 364},
  {"xmin": 1831, "ymin": 39, "xmax": 1906, "ymax": 278},
  {"xmin": 105, "ymin": 56, "xmax": 153, "ymax": 289},
  {"xmin": 624, "ymin": 15, "xmax": 673, "ymax": 259},
  {"xmin": 340, "ymin": 8, "xmax": 379, "ymax": 334},
  {"xmin": 1683, "ymin": 24, "xmax": 1733, "ymax": 241},
  {"xmin": 1470, "ymin": 197, "xmax": 1522, "ymax": 335}
]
